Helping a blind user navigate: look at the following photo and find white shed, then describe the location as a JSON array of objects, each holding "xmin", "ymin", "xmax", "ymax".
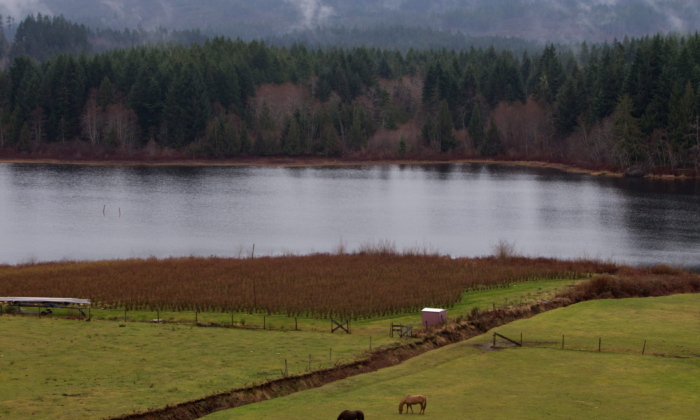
[{"xmin": 421, "ymin": 307, "xmax": 447, "ymax": 326}]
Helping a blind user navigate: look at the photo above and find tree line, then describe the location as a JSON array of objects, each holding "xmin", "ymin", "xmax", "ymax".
[{"xmin": 2, "ymin": 29, "xmax": 700, "ymax": 169}]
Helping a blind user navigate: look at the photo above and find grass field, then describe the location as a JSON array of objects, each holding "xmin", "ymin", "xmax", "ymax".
[
  {"xmin": 474, "ymin": 293, "xmax": 700, "ymax": 356},
  {"xmin": 0, "ymin": 278, "xmax": 577, "ymax": 420},
  {"xmin": 0, "ymin": 317, "xmax": 391, "ymax": 420},
  {"xmin": 203, "ymin": 294, "xmax": 700, "ymax": 420}
]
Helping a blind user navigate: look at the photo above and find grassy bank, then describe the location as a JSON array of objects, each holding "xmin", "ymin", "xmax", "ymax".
[{"xmin": 204, "ymin": 294, "xmax": 700, "ymax": 420}]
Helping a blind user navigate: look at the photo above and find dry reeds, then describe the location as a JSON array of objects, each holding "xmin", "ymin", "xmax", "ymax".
[
  {"xmin": 0, "ymin": 255, "xmax": 619, "ymax": 319},
  {"xmin": 557, "ymin": 266, "xmax": 700, "ymax": 303}
]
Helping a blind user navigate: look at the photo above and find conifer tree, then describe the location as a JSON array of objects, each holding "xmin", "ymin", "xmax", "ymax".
[
  {"xmin": 668, "ymin": 81, "xmax": 696, "ymax": 157},
  {"xmin": 481, "ymin": 118, "xmax": 503, "ymax": 156},
  {"xmin": 422, "ymin": 116, "xmax": 438, "ymax": 150},
  {"xmin": 98, "ymin": 76, "xmax": 114, "ymax": 109},
  {"xmin": 284, "ymin": 117, "xmax": 302, "ymax": 156},
  {"xmin": 468, "ymin": 103, "xmax": 485, "ymax": 150},
  {"xmin": 240, "ymin": 121, "xmax": 251, "ymax": 154},
  {"xmin": 612, "ymin": 94, "xmax": 644, "ymax": 165},
  {"xmin": 437, "ymin": 99, "xmax": 456, "ymax": 152},
  {"xmin": 554, "ymin": 71, "xmax": 584, "ymax": 136}
]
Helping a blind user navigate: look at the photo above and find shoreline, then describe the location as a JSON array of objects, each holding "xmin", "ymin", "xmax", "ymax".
[
  {"xmin": 0, "ymin": 156, "xmax": 624, "ymax": 176},
  {"xmin": 0, "ymin": 155, "xmax": 697, "ymax": 179}
]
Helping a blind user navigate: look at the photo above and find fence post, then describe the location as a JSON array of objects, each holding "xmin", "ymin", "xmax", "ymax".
[
  {"xmin": 493, "ymin": 333, "xmax": 496, "ymax": 346},
  {"xmin": 561, "ymin": 335, "xmax": 564, "ymax": 350},
  {"xmin": 330, "ymin": 348, "xmax": 332, "ymax": 364},
  {"xmin": 195, "ymin": 311, "xmax": 198, "ymax": 325},
  {"xmin": 370, "ymin": 336, "xmax": 372, "ymax": 351},
  {"xmin": 295, "ymin": 317, "xmax": 298, "ymax": 331},
  {"xmin": 520, "ymin": 333, "xmax": 523, "ymax": 346},
  {"xmin": 263, "ymin": 316, "xmax": 266, "ymax": 330},
  {"xmin": 231, "ymin": 313, "xmax": 234, "ymax": 327},
  {"xmin": 124, "ymin": 307, "xmax": 127, "ymax": 322},
  {"xmin": 642, "ymin": 340, "xmax": 646, "ymax": 355},
  {"xmin": 308, "ymin": 354, "xmax": 311, "ymax": 371},
  {"xmin": 285, "ymin": 359, "xmax": 288, "ymax": 376},
  {"xmin": 598, "ymin": 337, "xmax": 601, "ymax": 352}
]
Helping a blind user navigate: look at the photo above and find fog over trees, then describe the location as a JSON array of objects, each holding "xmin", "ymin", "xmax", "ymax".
[{"xmin": 3, "ymin": 0, "xmax": 700, "ymax": 42}]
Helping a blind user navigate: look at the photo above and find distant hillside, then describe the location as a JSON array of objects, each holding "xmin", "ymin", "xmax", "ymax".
[{"xmin": 3, "ymin": 0, "xmax": 700, "ymax": 42}]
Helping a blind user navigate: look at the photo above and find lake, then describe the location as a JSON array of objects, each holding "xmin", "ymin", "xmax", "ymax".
[{"xmin": 1, "ymin": 162, "xmax": 699, "ymax": 268}]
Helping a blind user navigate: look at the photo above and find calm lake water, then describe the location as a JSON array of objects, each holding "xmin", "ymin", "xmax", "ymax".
[{"xmin": 1, "ymin": 163, "xmax": 699, "ymax": 268}]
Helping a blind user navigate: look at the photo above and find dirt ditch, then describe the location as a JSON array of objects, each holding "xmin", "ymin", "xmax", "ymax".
[{"xmin": 108, "ymin": 298, "xmax": 572, "ymax": 420}]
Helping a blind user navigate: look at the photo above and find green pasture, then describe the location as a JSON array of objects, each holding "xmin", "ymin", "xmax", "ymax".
[
  {"xmin": 204, "ymin": 294, "xmax": 700, "ymax": 420},
  {"xmin": 0, "ymin": 317, "xmax": 390, "ymax": 419},
  {"xmin": 0, "ymin": 278, "xmax": 581, "ymax": 419},
  {"xmin": 474, "ymin": 293, "xmax": 700, "ymax": 356}
]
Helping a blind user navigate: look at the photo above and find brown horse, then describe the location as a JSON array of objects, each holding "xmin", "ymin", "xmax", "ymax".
[
  {"xmin": 398, "ymin": 395, "xmax": 427, "ymax": 414},
  {"xmin": 337, "ymin": 410, "xmax": 364, "ymax": 420}
]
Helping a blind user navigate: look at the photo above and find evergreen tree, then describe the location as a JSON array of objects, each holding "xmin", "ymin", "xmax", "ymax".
[
  {"xmin": 468, "ymin": 103, "xmax": 485, "ymax": 150},
  {"xmin": 320, "ymin": 119, "xmax": 342, "ymax": 157},
  {"xmin": 437, "ymin": 99, "xmax": 456, "ymax": 152},
  {"xmin": 347, "ymin": 113, "xmax": 364, "ymax": 151},
  {"xmin": 284, "ymin": 117, "xmax": 302, "ymax": 156},
  {"xmin": 457, "ymin": 65, "xmax": 478, "ymax": 129},
  {"xmin": 398, "ymin": 136, "xmax": 407, "ymax": 157},
  {"xmin": 668, "ymin": 81, "xmax": 696, "ymax": 156},
  {"xmin": 481, "ymin": 118, "xmax": 503, "ymax": 156},
  {"xmin": 98, "ymin": 76, "xmax": 114, "ymax": 109},
  {"xmin": 240, "ymin": 121, "xmax": 251, "ymax": 154},
  {"xmin": 128, "ymin": 66, "xmax": 162, "ymax": 140},
  {"xmin": 554, "ymin": 71, "xmax": 584, "ymax": 136},
  {"xmin": 161, "ymin": 62, "xmax": 211, "ymax": 148},
  {"xmin": 18, "ymin": 122, "xmax": 31, "ymax": 152},
  {"xmin": 422, "ymin": 116, "xmax": 438, "ymax": 150},
  {"xmin": 532, "ymin": 44, "xmax": 566, "ymax": 103},
  {"xmin": 612, "ymin": 94, "xmax": 644, "ymax": 165}
]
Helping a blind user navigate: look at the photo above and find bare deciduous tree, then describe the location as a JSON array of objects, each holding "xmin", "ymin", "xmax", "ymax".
[{"xmin": 81, "ymin": 89, "xmax": 103, "ymax": 146}]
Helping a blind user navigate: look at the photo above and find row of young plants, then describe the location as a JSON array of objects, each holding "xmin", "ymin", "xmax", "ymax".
[{"xmin": 0, "ymin": 254, "xmax": 618, "ymax": 319}]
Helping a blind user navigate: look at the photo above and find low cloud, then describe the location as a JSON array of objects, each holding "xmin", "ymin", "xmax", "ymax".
[
  {"xmin": 0, "ymin": 0, "xmax": 51, "ymax": 18},
  {"xmin": 285, "ymin": 0, "xmax": 334, "ymax": 28}
]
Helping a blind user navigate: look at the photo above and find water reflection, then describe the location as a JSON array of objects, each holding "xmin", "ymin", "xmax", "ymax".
[{"xmin": 0, "ymin": 162, "xmax": 698, "ymax": 268}]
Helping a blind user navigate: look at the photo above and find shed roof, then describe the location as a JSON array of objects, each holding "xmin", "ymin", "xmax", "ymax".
[
  {"xmin": 421, "ymin": 308, "xmax": 446, "ymax": 313},
  {"xmin": 0, "ymin": 297, "xmax": 91, "ymax": 305}
]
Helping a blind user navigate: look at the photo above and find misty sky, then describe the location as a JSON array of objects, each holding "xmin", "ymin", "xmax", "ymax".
[{"xmin": 2, "ymin": 0, "xmax": 700, "ymax": 41}]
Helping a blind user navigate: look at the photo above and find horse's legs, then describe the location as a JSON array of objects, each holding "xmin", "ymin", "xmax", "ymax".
[
  {"xmin": 409, "ymin": 404, "xmax": 414, "ymax": 414},
  {"xmin": 420, "ymin": 402, "xmax": 425, "ymax": 414}
]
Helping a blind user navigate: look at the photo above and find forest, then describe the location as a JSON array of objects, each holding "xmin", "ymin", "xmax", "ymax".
[{"xmin": 2, "ymin": 15, "xmax": 700, "ymax": 170}]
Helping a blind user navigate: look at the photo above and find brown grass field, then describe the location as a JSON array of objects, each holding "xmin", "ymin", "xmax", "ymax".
[{"xmin": 0, "ymin": 254, "xmax": 629, "ymax": 319}]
